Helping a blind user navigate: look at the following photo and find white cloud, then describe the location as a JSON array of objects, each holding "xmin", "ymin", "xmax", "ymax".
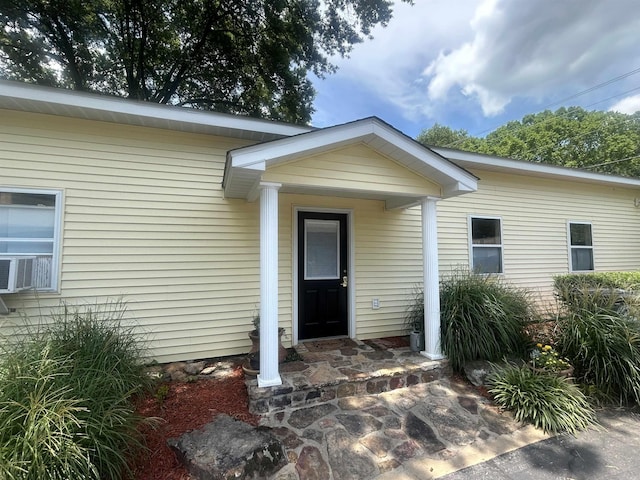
[
  {"xmin": 609, "ymin": 95, "xmax": 640, "ymax": 114},
  {"xmin": 424, "ymin": 0, "xmax": 640, "ymax": 116},
  {"xmin": 323, "ymin": 0, "xmax": 479, "ymax": 120}
]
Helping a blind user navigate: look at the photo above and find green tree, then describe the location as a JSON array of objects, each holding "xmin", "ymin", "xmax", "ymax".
[
  {"xmin": 417, "ymin": 107, "xmax": 640, "ymax": 177},
  {"xmin": 0, "ymin": 0, "xmax": 409, "ymax": 123},
  {"xmin": 416, "ymin": 122, "xmax": 484, "ymax": 152}
]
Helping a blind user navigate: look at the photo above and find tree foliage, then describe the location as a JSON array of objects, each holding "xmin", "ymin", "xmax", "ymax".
[
  {"xmin": 0, "ymin": 0, "xmax": 408, "ymax": 123},
  {"xmin": 418, "ymin": 107, "xmax": 640, "ymax": 177}
]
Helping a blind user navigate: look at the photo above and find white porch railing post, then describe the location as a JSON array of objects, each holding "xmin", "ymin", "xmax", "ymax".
[
  {"xmin": 258, "ymin": 182, "xmax": 282, "ymax": 387},
  {"xmin": 421, "ymin": 197, "xmax": 444, "ymax": 360}
]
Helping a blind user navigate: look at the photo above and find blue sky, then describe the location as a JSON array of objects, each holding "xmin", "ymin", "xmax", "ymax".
[{"xmin": 311, "ymin": 0, "xmax": 640, "ymax": 139}]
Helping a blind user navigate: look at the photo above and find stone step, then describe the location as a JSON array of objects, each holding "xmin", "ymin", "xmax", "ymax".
[{"xmin": 245, "ymin": 343, "xmax": 450, "ymax": 414}]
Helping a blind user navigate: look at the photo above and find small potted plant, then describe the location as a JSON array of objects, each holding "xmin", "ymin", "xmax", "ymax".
[
  {"xmin": 246, "ymin": 314, "xmax": 288, "ymax": 367},
  {"xmin": 404, "ymin": 289, "xmax": 424, "ymax": 352},
  {"xmin": 529, "ymin": 343, "xmax": 574, "ymax": 378}
]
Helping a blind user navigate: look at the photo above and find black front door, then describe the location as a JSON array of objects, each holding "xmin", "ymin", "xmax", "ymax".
[{"xmin": 298, "ymin": 211, "xmax": 348, "ymax": 340}]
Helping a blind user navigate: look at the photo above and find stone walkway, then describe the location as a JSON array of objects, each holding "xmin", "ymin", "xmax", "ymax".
[{"xmin": 261, "ymin": 372, "xmax": 548, "ymax": 479}]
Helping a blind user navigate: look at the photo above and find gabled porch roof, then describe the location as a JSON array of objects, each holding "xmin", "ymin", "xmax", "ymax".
[{"xmin": 223, "ymin": 117, "xmax": 478, "ymax": 209}]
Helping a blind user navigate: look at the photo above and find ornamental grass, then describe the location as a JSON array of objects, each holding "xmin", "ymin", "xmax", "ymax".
[
  {"xmin": 487, "ymin": 363, "xmax": 597, "ymax": 435},
  {"xmin": 0, "ymin": 300, "xmax": 155, "ymax": 480},
  {"xmin": 439, "ymin": 270, "xmax": 532, "ymax": 372}
]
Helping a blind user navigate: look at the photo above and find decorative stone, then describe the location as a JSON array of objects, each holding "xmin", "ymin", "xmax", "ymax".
[
  {"xmin": 366, "ymin": 379, "xmax": 388, "ymax": 394},
  {"xmin": 410, "ymin": 403, "xmax": 478, "ymax": 446},
  {"xmin": 270, "ymin": 395, "xmax": 292, "ymax": 409},
  {"xmin": 167, "ymin": 414, "xmax": 286, "ymax": 480},
  {"xmin": 360, "ymin": 434, "xmax": 393, "ymax": 458},
  {"xmin": 288, "ymin": 404, "xmax": 338, "ymax": 429},
  {"xmin": 383, "ymin": 416, "xmax": 402, "ymax": 430},
  {"xmin": 458, "ymin": 396, "xmax": 479, "ymax": 414},
  {"xmin": 273, "ymin": 426, "xmax": 303, "ymax": 449},
  {"xmin": 378, "ymin": 458, "xmax": 401, "ymax": 473},
  {"xmin": 335, "ymin": 414, "xmax": 383, "ymax": 437},
  {"xmin": 391, "ymin": 440, "xmax": 420, "ymax": 462},
  {"xmin": 479, "ymin": 406, "xmax": 519, "ymax": 434},
  {"xmin": 363, "ymin": 350, "xmax": 394, "ymax": 360},
  {"xmin": 403, "ymin": 412, "xmax": 445, "ymax": 453},
  {"xmin": 183, "ymin": 361, "xmax": 206, "ymax": 375},
  {"xmin": 337, "ymin": 396, "xmax": 378, "ymax": 410},
  {"xmin": 321, "ymin": 388, "xmax": 337, "ymax": 402},
  {"xmin": 336, "ymin": 382, "xmax": 357, "ymax": 398},
  {"xmin": 296, "ymin": 445, "xmax": 331, "ymax": 480},
  {"xmin": 364, "ymin": 406, "xmax": 392, "ymax": 417},
  {"xmin": 302, "ymin": 428, "xmax": 324, "ymax": 444},
  {"xmin": 390, "ymin": 377, "xmax": 405, "ymax": 390},
  {"xmin": 463, "ymin": 360, "xmax": 493, "ymax": 386},
  {"xmin": 326, "ymin": 429, "xmax": 377, "ymax": 480},
  {"xmin": 200, "ymin": 366, "xmax": 217, "ymax": 375}
]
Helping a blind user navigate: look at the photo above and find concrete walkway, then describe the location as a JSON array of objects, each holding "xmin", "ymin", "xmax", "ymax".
[
  {"xmin": 262, "ymin": 376, "xmax": 550, "ymax": 479},
  {"xmin": 437, "ymin": 408, "xmax": 640, "ymax": 480}
]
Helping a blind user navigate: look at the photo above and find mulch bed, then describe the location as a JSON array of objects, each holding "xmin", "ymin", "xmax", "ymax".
[{"xmin": 131, "ymin": 364, "xmax": 259, "ymax": 480}]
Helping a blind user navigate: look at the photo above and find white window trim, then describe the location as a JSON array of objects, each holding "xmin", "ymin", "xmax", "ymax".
[
  {"xmin": 567, "ymin": 221, "xmax": 594, "ymax": 273},
  {"xmin": 468, "ymin": 215, "xmax": 504, "ymax": 274},
  {"xmin": 0, "ymin": 186, "xmax": 63, "ymax": 292}
]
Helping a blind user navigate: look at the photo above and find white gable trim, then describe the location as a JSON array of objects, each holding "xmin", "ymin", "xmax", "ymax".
[{"xmin": 224, "ymin": 117, "xmax": 478, "ymax": 203}]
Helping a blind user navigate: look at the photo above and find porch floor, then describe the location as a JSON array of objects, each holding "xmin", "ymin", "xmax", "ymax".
[{"xmin": 245, "ymin": 336, "xmax": 451, "ymax": 414}]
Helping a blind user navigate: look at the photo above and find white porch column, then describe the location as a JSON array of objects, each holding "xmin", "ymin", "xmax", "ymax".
[
  {"xmin": 421, "ymin": 197, "xmax": 444, "ymax": 360},
  {"xmin": 258, "ymin": 182, "xmax": 282, "ymax": 387}
]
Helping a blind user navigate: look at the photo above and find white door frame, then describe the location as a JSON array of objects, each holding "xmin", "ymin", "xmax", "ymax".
[{"xmin": 292, "ymin": 206, "xmax": 355, "ymax": 344}]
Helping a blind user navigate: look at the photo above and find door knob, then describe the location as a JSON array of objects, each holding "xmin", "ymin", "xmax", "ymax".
[{"xmin": 341, "ymin": 275, "xmax": 348, "ymax": 287}]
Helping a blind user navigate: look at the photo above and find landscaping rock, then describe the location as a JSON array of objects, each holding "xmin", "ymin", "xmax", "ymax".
[
  {"xmin": 167, "ymin": 414, "xmax": 286, "ymax": 480},
  {"xmin": 463, "ymin": 360, "xmax": 493, "ymax": 386}
]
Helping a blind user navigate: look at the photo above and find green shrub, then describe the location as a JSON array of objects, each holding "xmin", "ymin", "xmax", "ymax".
[
  {"xmin": 404, "ymin": 287, "xmax": 424, "ymax": 333},
  {"xmin": 556, "ymin": 308, "xmax": 640, "ymax": 405},
  {"xmin": 487, "ymin": 364, "xmax": 597, "ymax": 434},
  {"xmin": 439, "ymin": 270, "xmax": 532, "ymax": 372},
  {"xmin": 0, "ymin": 300, "xmax": 154, "ymax": 480},
  {"xmin": 554, "ymin": 272, "xmax": 640, "ymax": 315}
]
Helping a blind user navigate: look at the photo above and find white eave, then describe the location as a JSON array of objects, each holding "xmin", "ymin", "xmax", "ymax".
[
  {"xmin": 224, "ymin": 117, "xmax": 478, "ymax": 207},
  {"xmin": 433, "ymin": 146, "xmax": 640, "ymax": 189},
  {"xmin": 0, "ymin": 80, "xmax": 311, "ymax": 142}
]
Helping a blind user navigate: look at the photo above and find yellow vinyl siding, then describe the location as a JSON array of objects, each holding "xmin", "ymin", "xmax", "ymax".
[
  {"xmin": 263, "ymin": 143, "xmax": 441, "ymax": 197},
  {"xmin": 4, "ymin": 107, "xmax": 640, "ymax": 363},
  {"xmin": 1, "ymin": 109, "xmax": 261, "ymax": 363},
  {"xmin": 437, "ymin": 169, "xmax": 640, "ymax": 302}
]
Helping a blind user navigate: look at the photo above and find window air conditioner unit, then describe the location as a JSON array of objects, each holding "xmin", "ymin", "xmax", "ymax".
[{"xmin": 0, "ymin": 257, "xmax": 36, "ymax": 294}]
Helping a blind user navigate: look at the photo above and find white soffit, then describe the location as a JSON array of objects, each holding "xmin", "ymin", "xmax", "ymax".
[
  {"xmin": 0, "ymin": 80, "xmax": 311, "ymax": 141},
  {"xmin": 224, "ymin": 117, "xmax": 478, "ymax": 201},
  {"xmin": 433, "ymin": 146, "xmax": 640, "ymax": 189}
]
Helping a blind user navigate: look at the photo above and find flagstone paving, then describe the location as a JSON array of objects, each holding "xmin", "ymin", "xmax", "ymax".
[{"xmin": 262, "ymin": 375, "xmax": 549, "ymax": 480}]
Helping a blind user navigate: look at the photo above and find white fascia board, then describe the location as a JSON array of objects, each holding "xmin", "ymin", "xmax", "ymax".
[
  {"xmin": 433, "ymin": 146, "xmax": 640, "ymax": 188},
  {"xmin": 370, "ymin": 121, "xmax": 478, "ymax": 188},
  {"xmin": 0, "ymin": 80, "xmax": 311, "ymax": 138},
  {"xmin": 229, "ymin": 117, "xmax": 478, "ymax": 192},
  {"xmin": 229, "ymin": 120, "xmax": 377, "ymax": 168}
]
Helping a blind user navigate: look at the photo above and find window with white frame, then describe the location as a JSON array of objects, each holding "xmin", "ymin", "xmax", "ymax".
[
  {"xmin": 568, "ymin": 222, "xmax": 594, "ymax": 272},
  {"xmin": 0, "ymin": 189, "xmax": 62, "ymax": 290},
  {"xmin": 470, "ymin": 216, "xmax": 503, "ymax": 274}
]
